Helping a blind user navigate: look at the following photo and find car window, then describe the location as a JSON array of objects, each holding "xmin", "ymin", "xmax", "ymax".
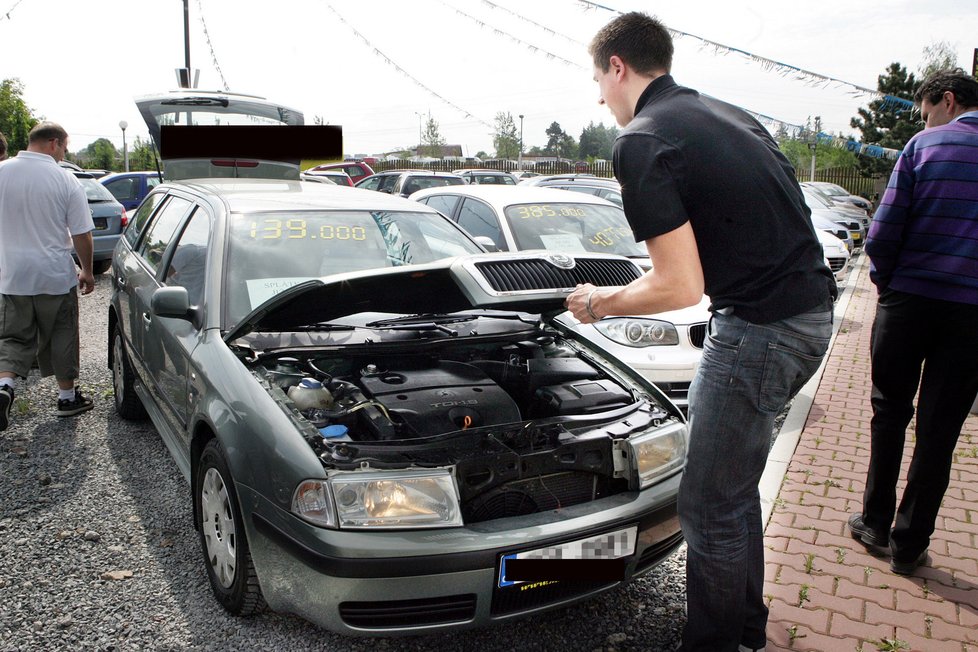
[
  {"xmin": 124, "ymin": 192, "xmax": 164, "ymax": 247},
  {"xmin": 421, "ymin": 194, "xmax": 460, "ymax": 218},
  {"xmin": 405, "ymin": 177, "xmax": 464, "ymax": 194},
  {"xmin": 136, "ymin": 195, "xmax": 193, "ymax": 275},
  {"xmin": 344, "ymin": 165, "xmax": 363, "ymax": 177},
  {"xmin": 225, "ymin": 210, "xmax": 483, "ymax": 324},
  {"xmin": 77, "ymin": 177, "xmax": 116, "ymax": 202},
  {"xmin": 378, "ymin": 175, "xmax": 400, "ymax": 193},
  {"xmin": 356, "ymin": 176, "xmax": 383, "ymax": 191},
  {"xmin": 146, "ymin": 175, "xmax": 162, "ymax": 190},
  {"xmin": 475, "ymin": 174, "xmax": 515, "ymax": 185},
  {"xmin": 165, "ymin": 207, "xmax": 210, "ymax": 307},
  {"xmin": 501, "ymin": 202, "xmax": 645, "ymax": 257},
  {"xmin": 597, "ymin": 189, "xmax": 624, "ymax": 207},
  {"xmin": 457, "ymin": 198, "xmax": 506, "ymax": 250},
  {"xmin": 104, "ymin": 177, "xmax": 138, "ymax": 202}
]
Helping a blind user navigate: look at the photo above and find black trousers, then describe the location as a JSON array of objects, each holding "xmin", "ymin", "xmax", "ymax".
[{"xmin": 863, "ymin": 289, "xmax": 978, "ymax": 561}]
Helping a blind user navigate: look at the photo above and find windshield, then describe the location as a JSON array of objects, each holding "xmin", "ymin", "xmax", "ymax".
[
  {"xmin": 802, "ymin": 188, "xmax": 833, "ymax": 209},
  {"xmin": 77, "ymin": 177, "xmax": 117, "ymax": 202},
  {"xmin": 225, "ymin": 210, "xmax": 483, "ymax": 324},
  {"xmin": 502, "ymin": 202, "xmax": 645, "ymax": 257},
  {"xmin": 816, "ymin": 184, "xmax": 848, "ymax": 197}
]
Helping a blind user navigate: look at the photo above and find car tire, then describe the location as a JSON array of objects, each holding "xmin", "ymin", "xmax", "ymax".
[
  {"xmin": 93, "ymin": 260, "xmax": 112, "ymax": 275},
  {"xmin": 196, "ymin": 439, "xmax": 266, "ymax": 617},
  {"xmin": 112, "ymin": 327, "xmax": 147, "ymax": 420}
]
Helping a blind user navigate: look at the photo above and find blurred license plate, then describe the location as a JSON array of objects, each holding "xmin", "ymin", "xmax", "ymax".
[
  {"xmin": 498, "ymin": 525, "xmax": 636, "ymax": 587},
  {"xmin": 94, "ymin": 218, "xmax": 108, "ymax": 230}
]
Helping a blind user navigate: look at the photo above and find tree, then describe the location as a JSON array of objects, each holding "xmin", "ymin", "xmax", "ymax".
[
  {"xmin": 919, "ymin": 40, "xmax": 959, "ymax": 78},
  {"xmin": 0, "ymin": 78, "xmax": 41, "ymax": 154},
  {"xmin": 850, "ymin": 62, "xmax": 922, "ymax": 176},
  {"xmin": 491, "ymin": 112, "xmax": 520, "ymax": 159},
  {"xmin": 578, "ymin": 122, "xmax": 618, "ymax": 160},
  {"xmin": 420, "ymin": 114, "xmax": 445, "ymax": 158},
  {"xmin": 128, "ymin": 136, "xmax": 159, "ymax": 171},
  {"xmin": 79, "ymin": 138, "xmax": 118, "ymax": 170},
  {"xmin": 544, "ymin": 121, "xmax": 578, "ymax": 159}
]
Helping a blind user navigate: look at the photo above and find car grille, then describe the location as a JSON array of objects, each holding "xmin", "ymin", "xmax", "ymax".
[
  {"xmin": 656, "ymin": 381, "xmax": 691, "ymax": 404},
  {"xmin": 492, "ymin": 576, "xmax": 617, "ymax": 616},
  {"xmin": 463, "ymin": 471, "xmax": 614, "ymax": 523},
  {"xmin": 827, "ymin": 257, "xmax": 847, "ymax": 273},
  {"xmin": 688, "ymin": 323, "xmax": 706, "ymax": 349},
  {"xmin": 474, "ymin": 258, "xmax": 640, "ymax": 292},
  {"xmin": 339, "ymin": 594, "xmax": 477, "ymax": 628},
  {"xmin": 633, "ymin": 531, "xmax": 685, "ymax": 574}
]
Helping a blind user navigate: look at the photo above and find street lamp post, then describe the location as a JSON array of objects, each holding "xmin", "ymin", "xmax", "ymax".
[
  {"xmin": 518, "ymin": 114, "xmax": 524, "ymax": 171},
  {"xmin": 414, "ymin": 111, "xmax": 423, "ymax": 158},
  {"xmin": 119, "ymin": 120, "xmax": 129, "ymax": 172}
]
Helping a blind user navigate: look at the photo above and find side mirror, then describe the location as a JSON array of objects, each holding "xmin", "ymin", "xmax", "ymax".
[
  {"xmin": 152, "ymin": 286, "xmax": 194, "ymax": 321},
  {"xmin": 473, "ymin": 236, "xmax": 499, "ymax": 252}
]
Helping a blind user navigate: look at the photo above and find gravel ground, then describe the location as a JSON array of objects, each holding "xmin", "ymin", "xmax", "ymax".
[{"xmin": 0, "ymin": 275, "xmax": 700, "ymax": 652}]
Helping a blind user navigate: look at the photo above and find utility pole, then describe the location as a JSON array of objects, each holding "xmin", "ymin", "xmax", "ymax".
[{"xmin": 518, "ymin": 114, "xmax": 524, "ymax": 170}]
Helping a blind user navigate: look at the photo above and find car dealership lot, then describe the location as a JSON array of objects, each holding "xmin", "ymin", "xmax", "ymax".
[{"xmin": 0, "ymin": 276, "xmax": 688, "ymax": 651}]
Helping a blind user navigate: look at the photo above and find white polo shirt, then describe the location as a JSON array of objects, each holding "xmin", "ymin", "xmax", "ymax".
[{"xmin": 0, "ymin": 151, "xmax": 94, "ymax": 295}]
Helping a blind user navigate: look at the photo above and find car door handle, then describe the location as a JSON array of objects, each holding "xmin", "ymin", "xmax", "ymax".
[
  {"xmin": 142, "ymin": 312, "xmax": 152, "ymax": 326},
  {"xmin": 116, "ymin": 276, "xmax": 127, "ymax": 289}
]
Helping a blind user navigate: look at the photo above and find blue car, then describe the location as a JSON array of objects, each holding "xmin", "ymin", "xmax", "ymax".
[
  {"xmin": 66, "ymin": 169, "xmax": 127, "ymax": 274},
  {"xmin": 100, "ymin": 170, "xmax": 163, "ymax": 212}
]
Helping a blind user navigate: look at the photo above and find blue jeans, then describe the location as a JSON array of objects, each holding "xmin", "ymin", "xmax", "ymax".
[{"xmin": 679, "ymin": 308, "xmax": 832, "ymax": 651}]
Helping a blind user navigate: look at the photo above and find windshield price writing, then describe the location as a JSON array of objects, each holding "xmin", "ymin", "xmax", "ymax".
[
  {"xmin": 590, "ymin": 227, "xmax": 632, "ymax": 247},
  {"xmin": 249, "ymin": 218, "xmax": 367, "ymax": 241},
  {"xmin": 512, "ymin": 205, "xmax": 587, "ymax": 219}
]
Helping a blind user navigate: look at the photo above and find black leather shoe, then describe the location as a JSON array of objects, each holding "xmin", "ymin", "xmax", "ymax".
[
  {"xmin": 847, "ymin": 514, "xmax": 889, "ymax": 549},
  {"xmin": 891, "ymin": 550, "xmax": 928, "ymax": 576}
]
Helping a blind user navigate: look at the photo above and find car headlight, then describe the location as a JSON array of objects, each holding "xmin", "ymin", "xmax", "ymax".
[
  {"xmin": 593, "ymin": 318, "xmax": 679, "ymax": 347},
  {"xmin": 330, "ymin": 469, "xmax": 462, "ymax": 529},
  {"xmin": 627, "ymin": 422, "xmax": 686, "ymax": 489}
]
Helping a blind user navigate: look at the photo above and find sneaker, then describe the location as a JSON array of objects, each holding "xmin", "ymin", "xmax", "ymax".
[
  {"xmin": 847, "ymin": 514, "xmax": 889, "ymax": 551},
  {"xmin": 56, "ymin": 388, "xmax": 94, "ymax": 417},
  {"xmin": 0, "ymin": 385, "xmax": 13, "ymax": 431},
  {"xmin": 891, "ymin": 550, "xmax": 928, "ymax": 576}
]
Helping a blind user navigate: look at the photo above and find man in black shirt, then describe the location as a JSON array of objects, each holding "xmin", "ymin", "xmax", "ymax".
[{"xmin": 565, "ymin": 12, "xmax": 835, "ymax": 652}]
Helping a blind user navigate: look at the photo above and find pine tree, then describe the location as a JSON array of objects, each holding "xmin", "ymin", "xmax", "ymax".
[{"xmin": 850, "ymin": 63, "xmax": 922, "ymax": 176}]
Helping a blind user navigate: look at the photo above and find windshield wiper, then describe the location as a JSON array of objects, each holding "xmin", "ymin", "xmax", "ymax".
[{"xmin": 291, "ymin": 323, "xmax": 357, "ymax": 332}]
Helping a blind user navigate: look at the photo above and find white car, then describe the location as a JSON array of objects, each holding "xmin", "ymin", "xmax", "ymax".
[
  {"xmin": 409, "ymin": 184, "xmax": 710, "ymax": 411},
  {"xmin": 815, "ymin": 228, "xmax": 851, "ymax": 286}
]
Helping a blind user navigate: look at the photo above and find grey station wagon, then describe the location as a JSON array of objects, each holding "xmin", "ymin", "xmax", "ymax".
[{"xmin": 108, "ymin": 179, "xmax": 687, "ymax": 635}]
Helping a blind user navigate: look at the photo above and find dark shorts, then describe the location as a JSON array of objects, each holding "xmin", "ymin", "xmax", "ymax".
[{"xmin": 0, "ymin": 289, "xmax": 80, "ymax": 380}]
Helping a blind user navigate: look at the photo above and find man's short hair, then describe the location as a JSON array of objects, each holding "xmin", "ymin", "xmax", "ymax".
[
  {"xmin": 588, "ymin": 12, "xmax": 673, "ymax": 75},
  {"xmin": 28, "ymin": 121, "xmax": 69, "ymax": 145},
  {"xmin": 914, "ymin": 68, "xmax": 978, "ymax": 108},
  {"xmin": 0, "ymin": 131, "xmax": 7, "ymax": 159}
]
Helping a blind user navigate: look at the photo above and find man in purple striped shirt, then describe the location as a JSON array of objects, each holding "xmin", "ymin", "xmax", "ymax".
[{"xmin": 849, "ymin": 69, "xmax": 978, "ymax": 576}]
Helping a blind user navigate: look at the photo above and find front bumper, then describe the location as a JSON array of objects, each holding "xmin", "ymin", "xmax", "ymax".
[{"xmin": 238, "ymin": 473, "xmax": 682, "ymax": 635}]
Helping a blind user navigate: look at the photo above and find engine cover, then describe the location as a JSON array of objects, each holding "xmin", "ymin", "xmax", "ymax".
[{"xmin": 359, "ymin": 361, "xmax": 522, "ymax": 437}]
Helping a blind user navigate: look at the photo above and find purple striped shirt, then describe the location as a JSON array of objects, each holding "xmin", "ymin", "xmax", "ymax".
[{"xmin": 865, "ymin": 112, "xmax": 978, "ymax": 304}]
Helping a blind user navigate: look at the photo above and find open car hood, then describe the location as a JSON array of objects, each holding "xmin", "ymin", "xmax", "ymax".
[{"xmin": 223, "ymin": 252, "xmax": 644, "ymax": 343}]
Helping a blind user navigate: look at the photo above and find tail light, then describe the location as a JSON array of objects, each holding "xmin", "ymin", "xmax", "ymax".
[
  {"xmin": 212, "ymin": 159, "xmax": 259, "ymax": 168},
  {"xmin": 120, "ymin": 209, "xmax": 129, "ymax": 229}
]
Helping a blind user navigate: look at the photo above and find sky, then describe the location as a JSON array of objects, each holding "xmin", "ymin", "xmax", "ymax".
[{"xmin": 1, "ymin": 0, "xmax": 975, "ymax": 159}]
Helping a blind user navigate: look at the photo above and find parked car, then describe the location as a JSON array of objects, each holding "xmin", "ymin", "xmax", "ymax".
[
  {"xmin": 815, "ymin": 228, "xmax": 851, "ymax": 285},
  {"xmin": 101, "ymin": 170, "xmax": 164, "ymax": 212},
  {"xmin": 61, "ymin": 164, "xmax": 127, "ymax": 274},
  {"xmin": 520, "ymin": 174, "xmax": 623, "ymax": 207},
  {"xmin": 810, "ymin": 211, "xmax": 855, "ymax": 252},
  {"xmin": 801, "ymin": 182, "xmax": 871, "ymax": 229},
  {"xmin": 454, "ymin": 169, "xmax": 518, "ymax": 185},
  {"xmin": 300, "ymin": 169, "xmax": 353, "ymax": 186},
  {"xmin": 355, "ymin": 169, "xmax": 465, "ymax": 197},
  {"xmin": 802, "ymin": 187, "xmax": 865, "ymax": 249},
  {"xmin": 803, "ymin": 181, "xmax": 874, "ymax": 214},
  {"xmin": 304, "ymin": 161, "xmax": 374, "ymax": 184},
  {"xmin": 110, "ymin": 179, "xmax": 686, "ymax": 635},
  {"xmin": 409, "ymin": 184, "xmax": 710, "ymax": 411},
  {"xmin": 109, "ymin": 91, "xmax": 687, "ymax": 635}
]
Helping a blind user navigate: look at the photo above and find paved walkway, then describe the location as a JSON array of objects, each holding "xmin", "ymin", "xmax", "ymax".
[{"xmin": 760, "ymin": 256, "xmax": 978, "ymax": 651}]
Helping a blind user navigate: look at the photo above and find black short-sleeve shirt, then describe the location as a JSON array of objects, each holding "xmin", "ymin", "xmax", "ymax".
[{"xmin": 615, "ymin": 75, "xmax": 835, "ymax": 323}]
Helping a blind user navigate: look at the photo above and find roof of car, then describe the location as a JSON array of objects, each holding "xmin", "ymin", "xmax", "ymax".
[
  {"xmin": 156, "ymin": 178, "xmax": 443, "ymax": 214},
  {"xmin": 409, "ymin": 184, "xmax": 620, "ymax": 207},
  {"xmin": 521, "ymin": 175, "xmax": 620, "ymax": 188},
  {"xmin": 100, "ymin": 171, "xmax": 164, "ymax": 181}
]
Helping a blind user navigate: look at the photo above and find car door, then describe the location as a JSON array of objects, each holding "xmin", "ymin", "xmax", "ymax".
[
  {"xmin": 102, "ymin": 174, "xmax": 143, "ymax": 212},
  {"xmin": 418, "ymin": 194, "xmax": 460, "ymax": 220},
  {"xmin": 130, "ymin": 194, "xmax": 194, "ymax": 419},
  {"xmin": 153, "ymin": 206, "xmax": 211, "ymax": 432}
]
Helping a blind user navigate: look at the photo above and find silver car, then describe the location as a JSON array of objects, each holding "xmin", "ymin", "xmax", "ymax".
[{"xmin": 409, "ymin": 184, "xmax": 710, "ymax": 411}]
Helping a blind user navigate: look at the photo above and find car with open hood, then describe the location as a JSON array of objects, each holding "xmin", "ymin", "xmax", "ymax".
[{"xmin": 107, "ymin": 92, "xmax": 687, "ymax": 636}]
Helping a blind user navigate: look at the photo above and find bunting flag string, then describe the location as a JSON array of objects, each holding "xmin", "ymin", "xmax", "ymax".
[
  {"xmin": 196, "ymin": 0, "xmax": 230, "ymax": 91},
  {"xmin": 323, "ymin": 2, "xmax": 493, "ymax": 129},
  {"xmin": 574, "ymin": 0, "xmax": 915, "ymax": 112},
  {"xmin": 480, "ymin": 0, "xmax": 588, "ymax": 48},
  {"xmin": 0, "ymin": 0, "xmax": 24, "ymax": 21},
  {"xmin": 435, "ymin": 0, "xmax": 586, "ymax": 70}
]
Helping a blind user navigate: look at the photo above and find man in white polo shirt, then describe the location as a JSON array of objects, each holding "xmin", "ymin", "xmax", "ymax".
[{"xmin": 0, "ymin": 121, "xmax": 96, "ymax": 432}]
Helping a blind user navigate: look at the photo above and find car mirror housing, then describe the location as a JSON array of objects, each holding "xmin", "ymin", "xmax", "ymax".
[
  {"xmin": 152, "ymin": 286, "xmax": 194, "ymax": 321},
  {"xmin": 473, "ymin": 236, "xmax": 498, "ymax": 252}
]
